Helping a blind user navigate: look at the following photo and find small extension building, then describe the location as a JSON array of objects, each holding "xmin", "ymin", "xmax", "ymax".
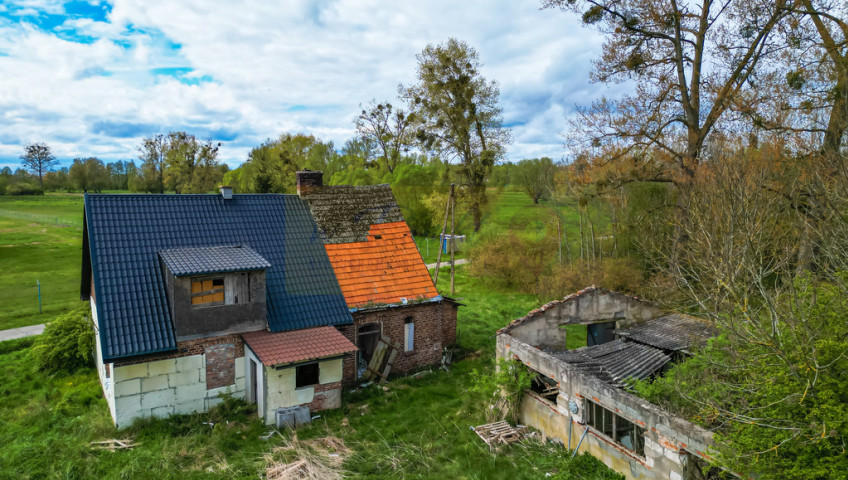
[
  {"xmin": 497, "ymin": 287, "xmax": 719, "ymax": 480},
  {"xmin": 81, "ymin": 172, "xmax": 457, "ymax": 428}
]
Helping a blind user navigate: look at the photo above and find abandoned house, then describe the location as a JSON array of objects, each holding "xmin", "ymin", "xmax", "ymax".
[
  {"xmin": 497, "ymin": 286, "xmax": 719, "ymax": 480},
  {"xmin": 80, "ymin": 171, "xmax": 457, "ymax": 428}
]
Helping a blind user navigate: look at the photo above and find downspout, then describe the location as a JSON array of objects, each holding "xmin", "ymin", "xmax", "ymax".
[{"xmin": 571, "ymin": 426, "xmax": 590, "ymax": 459}]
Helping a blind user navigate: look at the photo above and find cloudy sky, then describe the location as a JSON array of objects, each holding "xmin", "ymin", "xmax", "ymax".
[{"xmin": 0, "ymin": 0, "xmax": 612, "ymax": 170}]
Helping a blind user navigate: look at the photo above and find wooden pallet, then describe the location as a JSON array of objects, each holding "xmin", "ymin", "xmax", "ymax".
[
  {"xmin": 364, "ymin": 335, "xmax": 401, "ymax": 383},
  {"xmin": 473, "ymin": 421, "xmax": 528, "ymax": 449},
  {"xmin": 90, "ymin": 438, "xmax": 138, "ymax": 451}
]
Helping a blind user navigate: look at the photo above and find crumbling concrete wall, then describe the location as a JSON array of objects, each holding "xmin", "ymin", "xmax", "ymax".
[
  {"xmin": 498, "ymin": 333, "xmax": 713, "ymax": 480},
  {"xmin": 505, "ymin": 288, "xmax": 661, "ymax": 349}
]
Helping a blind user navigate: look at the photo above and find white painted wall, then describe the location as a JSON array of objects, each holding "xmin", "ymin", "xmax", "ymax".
[
  {"xmin": 90, "ymin": 298, "xmax": 116, "ymax": 422},
  {"xmin": 110, "ymin": 353, "xmax": 246, "ymax": 428},
  {"xmin": 261, "ymin": 357, "xmax": 343, "ymax": 424}
]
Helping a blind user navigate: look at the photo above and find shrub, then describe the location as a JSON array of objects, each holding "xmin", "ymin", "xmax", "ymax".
[
  {"xmin": 29, "ymin": 307, "xmax": 95, "ymax": 373},
  {"xmin": 468, "ymin": 231, "xmax": 555, "ymax": 291},
  {"xmin": 537, "ymin": 258, "xmax": 645, "ymax": 300},
  {"xmin": 470, "ymin": 357, "xmax": 534, "ymax": 423},
  {"xmin": 6, "ymin": 182, "xmax": 42, "ymax": 195}
]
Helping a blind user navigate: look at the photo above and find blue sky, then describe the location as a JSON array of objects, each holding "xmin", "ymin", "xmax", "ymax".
[{"xmin": 0, "ymin": 0, "xmax": 614, "ymax": 170}]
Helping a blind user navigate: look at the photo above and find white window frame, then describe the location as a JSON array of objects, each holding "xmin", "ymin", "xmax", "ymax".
[{"xmin": 404, "ymin": 318, "xmax": 415, "ymax": 352}]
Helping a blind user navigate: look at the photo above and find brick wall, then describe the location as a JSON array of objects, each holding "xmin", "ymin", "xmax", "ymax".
[
  {"xmin": 337, "ymin": 300, "xmax": 458, "ymax": 386},
  {"xmin": 205, "ymin": 343, "xmax": 236, "ymax": 389},
  {"xmin": 304, "ymin": 381, "xmax": 342, "ymax": 412},
  {"xmin": 113, "ymin": 334, "xmax": 245, "ymax": 367}
]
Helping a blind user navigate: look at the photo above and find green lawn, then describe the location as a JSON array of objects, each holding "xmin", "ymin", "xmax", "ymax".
[
  {"xmin": 0, "ymin": 268, "xmax": 621, "ymax": 480},
  {"xmin": 0, "ymin": 195, "xmax": 86, "ymax": 330}
]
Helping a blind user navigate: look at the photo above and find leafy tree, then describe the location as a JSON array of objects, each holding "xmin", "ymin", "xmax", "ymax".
[
  {"xmin": 233, "ymin": 133, "xmax": 338, "ymax": 193},
  {"xmin": 544, "ymin": 0, "xmax": 790, "ymax": 183},
  {"xmin": 136, "ymin": 134, "xmax": 168, "ymax": 193},
  {"xmin": 403, "ymin": 38, "xmax": 511, "ymax": 232},
  {"xmin": 355, "ymin": 101, "xmax": 417, "ymax": 173},
  {"xmin": 20, "ymin": 142, "xmax": 58, "ymax": 193},
  {"xmin": 514, "ymin": 157, "xmax": 556, "ymax": 204},
  {"xmin": 163, "ymin": 132, "xmax": 223, "ymax": 194},
  {"xmin": 69, "ymin": 157, "xmax": 109, "ymax": 192},
  {"xmin": 29, "ymin": 306, "xmax": 94, "ymax": 373}
]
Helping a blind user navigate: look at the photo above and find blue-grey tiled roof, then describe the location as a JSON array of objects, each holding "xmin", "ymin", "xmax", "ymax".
[
  {"xmin": 159, "ymin": 245, "xmax": 271, "ymax": 276},
  {"xmin": 84, "ymin": 194, "xmax": 352, "ymax": 362}
]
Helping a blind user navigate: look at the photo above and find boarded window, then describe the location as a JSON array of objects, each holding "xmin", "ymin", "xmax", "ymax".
[
  {"xmin": 585, "ymin": 400, "xmax": 645, "ymax": 456},
  {"xmin": 191, "ymin": 273, "xmax": 249, "ymax": 307},
  {"xmin": 191, "ymin": 278, "xmax": 225, "ymax": 306},
  {"xmin": 296, "ymin": 362, "xmax": 320, "ymax": 388},
  {"xmin": 404, "ymin": 317, "xmax": 414, "ymax": 352}
]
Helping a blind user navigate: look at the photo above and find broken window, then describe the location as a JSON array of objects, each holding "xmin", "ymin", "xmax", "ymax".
[
  {"xmin": 585, "ymin": 400, "xmax": 645, "ymax": 456},
  {"xmin": 295, "ymin": 362, "xmax": 319, "ymax": 388},
  {"xmin": 528, "ymin": 368, "xmax": 559, "ymax": 402}
]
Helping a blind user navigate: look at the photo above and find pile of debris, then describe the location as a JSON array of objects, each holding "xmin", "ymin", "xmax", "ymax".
[
  {"xmin": 265, "ymin": 435, "xmax": 350, "ymax": 480},
  {"xmin": 473, "ymin": 421, "xmax": 529, "ymax": 450}
]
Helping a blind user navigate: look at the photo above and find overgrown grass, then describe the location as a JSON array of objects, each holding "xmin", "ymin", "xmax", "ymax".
[{"xmin": 0, "ymin": 268, "xmax": 620, "ymax": 479}]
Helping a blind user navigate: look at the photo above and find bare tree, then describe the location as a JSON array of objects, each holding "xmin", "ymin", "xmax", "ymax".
[{"xmin": 20, "ymin": 143, "xmax": 58, "ymax": 193}]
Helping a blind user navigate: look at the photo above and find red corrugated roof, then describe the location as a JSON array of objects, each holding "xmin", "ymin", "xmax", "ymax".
[
  {"xmin": 242, "ymin": 326, "xmax": 357, "ymax": 366},
  {"xmin": 324, "ymin": 221, "xmax": 439, "ymax": 308}
]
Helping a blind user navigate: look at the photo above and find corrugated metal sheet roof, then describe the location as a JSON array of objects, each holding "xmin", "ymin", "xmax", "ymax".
[
  {"xmin": 549, "ymin": 339, "xmax": 671, "ymax": 386},
  {"xmin": 84, "ymin": 194, "xmax": 352, "ymax": 362},
  {"xmin": 616, "ymin": 313, "xmax": 716, "ymax": 351},
  {"xmin": 242, "ymin": 326, "xmax": 357, "ymax": 366},
  {"xmin": 159, "ymin": 245, "xmax": 271, "ymax": 276}
]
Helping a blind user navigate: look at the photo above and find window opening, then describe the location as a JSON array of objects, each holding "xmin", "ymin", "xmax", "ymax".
[
  {"xmin": 585, "ymin": 400, "xmax": 645, "ymax": 456},
  {"xmin": 529, "ymin": 370, "xmax": 558, "ymax": 402},
  {"xmin": 404, "ymin": 317, "xmax": 414, "ymax": 352},
  {"xmin": 191, "ymin": 277, "xmax": 225, "ymax": 306},
  {"xmin": 296, "ymin": 362, "xmax": 320, "ymax": 388},
  {"xmin": 587, "ymin": 321, "xmax": 617, "ymax": 346},
  {"xmin": 357, "ymin": 323, "xmax": 381, "ymax": 378}
]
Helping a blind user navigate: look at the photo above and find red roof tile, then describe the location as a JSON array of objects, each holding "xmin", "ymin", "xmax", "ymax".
[
  {"xmin": 242, "ymin": 327, "xmax": 357, "ymax": 366},
  {"xmin": 323, "ymin": 221, "xmax": 439, "ymax": 308}
]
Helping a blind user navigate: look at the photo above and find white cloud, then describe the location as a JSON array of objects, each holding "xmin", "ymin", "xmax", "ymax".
[{"xmin": 0, "ymin": 0, "xmax": 622, "ymax": 170}]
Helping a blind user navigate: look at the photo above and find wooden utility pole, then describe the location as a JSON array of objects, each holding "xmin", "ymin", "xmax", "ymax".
[
  {"xmin": 450, "ymin": 184, "xmax": 456, "ymax": 295},
  {"xmin": 433, "ymin": 184, "xmax": 454, "ymax": 287}
]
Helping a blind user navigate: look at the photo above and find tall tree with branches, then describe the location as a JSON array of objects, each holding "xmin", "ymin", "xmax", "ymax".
[
  {"xmin": 403, "ymin": 38, "xmax": 511, "ymax": 231},
  {"xmin": 20, "ymin": 142, "xmax": 58, "ymax": 193},
  {"xmin": 355, "ymin": 101, "xmax": 416, "ymax": 173},
  {"xmin": 544, "ymin": 0, "xmax": 789, "ymax": 185}
]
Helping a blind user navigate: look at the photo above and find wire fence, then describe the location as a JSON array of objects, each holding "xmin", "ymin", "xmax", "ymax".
[{"xmin": 0, "ymin": 209, "xmax": 83, "ymax": 228}]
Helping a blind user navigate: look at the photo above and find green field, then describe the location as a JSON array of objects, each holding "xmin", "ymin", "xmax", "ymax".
[{"xmin": 0, "ymin": 194, "xmax": 86, "ymax": 330}]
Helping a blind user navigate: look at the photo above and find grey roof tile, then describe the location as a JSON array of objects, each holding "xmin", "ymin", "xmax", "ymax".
[
  {"xmin": 547, "ymin": 339, "xmax": 671, "ymax": 386},
  {"xmin": 83, "ymin": 194, "xmax": 352, "ymax": 362},
  {"xmin": 159, "ymin": 245, "xmax": 271, "ymax": 276}
]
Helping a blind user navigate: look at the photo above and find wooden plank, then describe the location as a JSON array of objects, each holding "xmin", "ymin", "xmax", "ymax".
[
  {"xmin": 364, "ymin": 341, "xmax": 388, "ymax": 381},
  {"xmin": 379, "ymin": 350, "xmax": 398, "ymax": 384}
]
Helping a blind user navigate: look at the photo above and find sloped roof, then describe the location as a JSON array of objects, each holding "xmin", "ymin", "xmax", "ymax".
[
  {"xmin": 82, "ymin": 194, "xmax": 352, "ymax": 362},
  {"xmin": 159, "ymin": 245, "xmax": 271, "ymax": 276},
  {"xmin": 242, "ymin": 326, "xmax": 357, "ymax": 366},
  {"xmin": 324, "ymin": 221, "xmax": 439, "ymax": 308},
  {"xmin": 301, "ymin": 184, "xmax": 404, "ymax": 244},
  {"xmin": 549, "ymin": 339, "xmax": 671, "ymax": 386},
  {"xmin": 616, "ymin": 314, "xmax": 716, "ymax": 352}
]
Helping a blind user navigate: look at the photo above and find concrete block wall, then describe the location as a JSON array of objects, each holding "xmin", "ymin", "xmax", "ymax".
[
  {"xmin": 261, "ymin": 357, "xmax": 343, "ymax": 424},
  {"xmin": 110, "ymin": 346, "xmax": 246, "ymax": 428}
]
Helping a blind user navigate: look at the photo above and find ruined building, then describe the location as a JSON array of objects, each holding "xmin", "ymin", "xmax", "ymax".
[{"xmin": 497, "ymin": 287, "xmax": 719, "ymax": 480}]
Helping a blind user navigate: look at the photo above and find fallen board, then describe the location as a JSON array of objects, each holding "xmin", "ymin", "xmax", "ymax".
[{"xmin": 473, "ymin": 421, "xmax": 528, "ymax": 449}]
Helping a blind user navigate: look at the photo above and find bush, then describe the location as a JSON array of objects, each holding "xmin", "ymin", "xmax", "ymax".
[
  {"xmin": 6, "ymin": 182, "xmax": 42, "ymax": 195},
  {"xmin": 468, "ymin": 230, "xmax": 555, "ymax": 290},
  {"xmin": 537, "ymin": 258, "xmax": 645, "ymax": 300},
  {"xmin": 29, "ymin": 307, "xmax": 95, "ymax": 373}
]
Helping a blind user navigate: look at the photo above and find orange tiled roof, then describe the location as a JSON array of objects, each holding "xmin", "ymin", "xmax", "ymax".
[
  {"xmin": 242, "ymin": 326, "xmax": 357, "ymax": 366},
  {"xmin": 324, "ymin": 221, "xmax": 439, "ymax": 308}
]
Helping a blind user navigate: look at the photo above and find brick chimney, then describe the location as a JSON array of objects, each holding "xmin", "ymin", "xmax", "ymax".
[{"xmin": 296, "ymin": 170, "xmax": 323, "ymax": 197}]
